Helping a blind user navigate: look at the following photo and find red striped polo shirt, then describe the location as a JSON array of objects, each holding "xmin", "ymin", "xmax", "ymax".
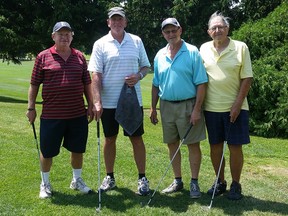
[{"xmin": 30, "ymin": 46, "xmax": 91, "ymax": 119}]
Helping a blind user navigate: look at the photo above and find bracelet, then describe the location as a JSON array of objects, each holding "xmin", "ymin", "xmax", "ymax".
[
  {"xmin": 27, "ymin": 108, "xmax": 35, "ymax": 111},
  {"xmin": 139, "ymin": 72, "xmax": 144, "ymax": 80}
]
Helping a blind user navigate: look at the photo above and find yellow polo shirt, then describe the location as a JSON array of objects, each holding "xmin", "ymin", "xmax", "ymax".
[{"xmin": 200, "ymin": 39, "xmax": 253, "ymax": 112}]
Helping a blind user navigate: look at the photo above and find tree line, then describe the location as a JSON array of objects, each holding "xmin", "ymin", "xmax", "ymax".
[{"xmin": 0, "ymin": 0, "xmax": 287, "ymax": 138}]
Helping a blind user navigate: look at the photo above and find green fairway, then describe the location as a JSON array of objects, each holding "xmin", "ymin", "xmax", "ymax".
[{"xmin": 0, "ymin": 61, "xmax": 287, "ymax": 216}]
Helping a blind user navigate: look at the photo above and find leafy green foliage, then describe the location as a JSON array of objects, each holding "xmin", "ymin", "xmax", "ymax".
[
  {"xmin": 232, "ymin": 1, "xmax": 288, "ymax": 138},
  {"xmin": 1, "ymin": 0, "xmax": 282, "ymax": 64}
]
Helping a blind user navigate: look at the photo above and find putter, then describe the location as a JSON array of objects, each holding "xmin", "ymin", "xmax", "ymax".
[
  {"xmin": 146, "ymin": 124, "xmax": 193, "ymax": 206},
  {"xmin": 207, "ymin": 123, "xmax": 232, "ymax": 210},
  {"xmin": 31, "ymin": 123, "xmax": 44, "ymax": 182},
  {"xmin": 95, "ymin": 121, "xmax": 101, "ymax": 213}
]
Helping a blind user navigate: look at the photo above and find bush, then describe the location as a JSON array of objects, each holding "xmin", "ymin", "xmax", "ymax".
[
  {"xmin": 248, "ymin": 61, "xmax": 288, "ymax": 138},
  {"xmin": 232, "ymin": 1, "xmax": 288, "ymax": 138}
]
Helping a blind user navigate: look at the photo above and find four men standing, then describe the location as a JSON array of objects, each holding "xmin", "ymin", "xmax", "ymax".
[{"xmin": 27, "ymin": 7, "xmax": 252, "ymax": 202}]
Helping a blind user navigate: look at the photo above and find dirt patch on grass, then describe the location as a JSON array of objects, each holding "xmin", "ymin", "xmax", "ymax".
[{"xmin": 259, "ymin": 165, "xmax": 288, "ymax": 177}]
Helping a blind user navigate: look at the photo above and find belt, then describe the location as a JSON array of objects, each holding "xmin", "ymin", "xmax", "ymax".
[{"xmin": 166, "ymin": 97, "xmax": 195, "ymax": 103}]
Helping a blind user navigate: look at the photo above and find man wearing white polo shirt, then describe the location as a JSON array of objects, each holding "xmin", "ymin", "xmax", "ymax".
[{"xmin": 88, "ymin": 6, "xmax": 150, "ymax": 196}]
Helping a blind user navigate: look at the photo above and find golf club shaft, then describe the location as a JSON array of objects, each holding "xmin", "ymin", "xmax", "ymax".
[
  {"xmin": 209, "ymin": 140, "xmax": 227, "ymax": 208},
  {"xmin": 31, "ymin": 123, "xmax": 44, "ymax": 181},
  {"xmin": 147, "ymin": 124, "xmax": 193, "ymax": 206},
  {"xmin": 97, "ymin": 121, "xmax": 101, "ymax": 211},
  {"xmin": 209, "ymin": 123, "xmax": 232, "ymax": 208}
]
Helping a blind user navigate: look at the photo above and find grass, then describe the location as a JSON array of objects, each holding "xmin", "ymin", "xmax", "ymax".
[{"xmin": 0, "ymin": 61, "xmax": 288, "ymax": 216}]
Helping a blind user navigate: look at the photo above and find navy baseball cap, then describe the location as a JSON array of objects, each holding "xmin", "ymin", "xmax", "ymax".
[{"xmin": 53, "ymin": 21, "xmax": 72, "ymax": 33}]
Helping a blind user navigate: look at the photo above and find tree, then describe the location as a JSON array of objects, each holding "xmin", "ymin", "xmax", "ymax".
[
  {"xmin": 1, "ymin": 0, "xmax": 283, "ymax": 64},
  {"xmin": 0, "ymin": 0, "xmax": 106, "ymax": 64},
  {"xmin": 232, "ymin": 0, "xmax": 288, "ymax": 138}
]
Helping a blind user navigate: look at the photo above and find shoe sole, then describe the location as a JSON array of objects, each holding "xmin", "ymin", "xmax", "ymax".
[
  {"xmin": 227, "ymin": 194, "xmax": 243, "ymax": 200},
  {"xmin": 207, "ymin": 190, "xmax": 226, "ymax": 196},
  {"xmin": 190, "ymin": 194, "xmax": 201, "ymax": 199},
  {"xmin": 161, "ymin": 187, "xmax": 184, "ymax": 194},
  {"xmin": 135, "ymin": 191, "xmax": 150, "ymax": 196},
  {"xmin": 39, "ymin": 193, "xmax": 52, "ymax": 199},
  {"xmin": 99, "ymin": 185, "xmax": 116, "ymax": 192}
]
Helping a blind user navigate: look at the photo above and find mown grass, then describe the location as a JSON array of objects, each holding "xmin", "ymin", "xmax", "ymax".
[{"xmin": 0, "ymin": 61, "xmax": 287, "ymax": 216}]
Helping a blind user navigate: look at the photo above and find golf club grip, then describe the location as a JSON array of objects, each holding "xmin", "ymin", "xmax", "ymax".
[
  {"xmin": 31, "ymin": 123, "xmax": 37, "ymax": 139},
  {"xmin": 97, "ymin": 121, "xmax": 100, "ymax": 137},
  {"xmin": 183, "ymin": 124, "xmax": 193, "ymax": 139}
]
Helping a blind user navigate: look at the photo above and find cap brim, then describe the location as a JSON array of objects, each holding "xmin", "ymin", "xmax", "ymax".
[{"xmin": 109, "ymin": 12, "xmax": 125, "ymax": 18}]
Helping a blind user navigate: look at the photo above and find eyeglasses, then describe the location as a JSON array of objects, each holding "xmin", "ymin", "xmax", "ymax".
[
  {"xmin": 163, "ymin": 28, "xmax": 179, "ymax": 35},
  {"xmin": 209, "ymin": 26, "xmax": 227, "ymax": 31}
]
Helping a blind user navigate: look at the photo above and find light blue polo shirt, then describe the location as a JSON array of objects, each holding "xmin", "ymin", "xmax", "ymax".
[{"xmin": 153, "ymin": 40, "xmax": 208, "ymax": 101}]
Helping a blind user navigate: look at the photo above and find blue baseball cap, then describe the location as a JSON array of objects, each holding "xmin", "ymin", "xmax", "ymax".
[{"xmin": 53, "ymin": 21, "xmax": 72, "ymax": 33}]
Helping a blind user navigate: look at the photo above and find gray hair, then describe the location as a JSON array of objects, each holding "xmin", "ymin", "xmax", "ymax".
[{"xmin": 208, "ymin": 11, "xmax": 230, "ymax": 28}]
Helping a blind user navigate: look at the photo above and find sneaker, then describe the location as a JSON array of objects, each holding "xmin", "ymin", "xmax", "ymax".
[
  {"xmin": 207, "ymin": 179, "xmax": 227, "ymax": 196},
  {"xmin": 70, "ymin": 177, "xmax": 92, "ymax": 194},
  {"xmin": 227, "ymin": 181, "xmax": 243, "ymax": 200},
  {"xmin": 161, "ymin": 179, "xmax": 183, "ymax": 194},
  {"xmin": 190, "ymin": 181, "xmax": 201, "ymax": 198},
  {"xmin": 137, "ymin": 177, "xmax": 150, "ymax": 196},
  {"xmin": 99, "ymin": 176, "xmax": 116, "ymax": 192},
  {"xmin": 39, "ymin": 182, "xmax": 53, "ymax": 199}
]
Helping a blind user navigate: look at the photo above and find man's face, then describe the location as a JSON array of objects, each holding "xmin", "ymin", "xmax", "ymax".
[
  {"xmin": 52, "ymin": 28, "xmax": 73, "ymax": 47},
  {"xmin": 208, "ymin": 17, "xmax": 229, "ymax": 41},
  {"xmin": 162, "ymin": 25, "xmax": 182, "ymax": 44},
  {"xmin": 107, "ymin": 15, "xmax": 127, "ymax": 33}
]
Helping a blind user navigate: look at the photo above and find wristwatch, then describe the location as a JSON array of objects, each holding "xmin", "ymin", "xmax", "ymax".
[{"xmin": 139, "ymin": 72, "xmax": 144, "ymax": 80}]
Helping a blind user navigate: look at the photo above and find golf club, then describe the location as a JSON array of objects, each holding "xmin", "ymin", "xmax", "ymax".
[
  {"xmin": 146, "ymin": 124, "xmax": 193, "ymax": 206},
  {"xmin": 207, "ymin": 123, "xmax": 232, "ymax": 210},
  {"xmin": 95, "ymin": 121, "xmax": 101, "ymax": 213},
  {"xmin": 31, "ymin": 123, "xmax": 44, "ymax": 182}
]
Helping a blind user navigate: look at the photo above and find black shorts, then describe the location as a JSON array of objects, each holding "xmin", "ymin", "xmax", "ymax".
[
  {"xmin": 204, "ymin": 110, "xmax": 250, "ymax": 145},
  {"xmin": 40, "ymin": 116, "xmax": 88, "ymax": 158},
  {"xmin": 101, "ymin": 108, "xmax": 144, "ymax": 137}
]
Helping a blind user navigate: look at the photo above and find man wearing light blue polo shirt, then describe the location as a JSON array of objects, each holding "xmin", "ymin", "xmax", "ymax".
[{"xmin": 150, "ymin": 18, "xmax": 208, "ymax": 198}]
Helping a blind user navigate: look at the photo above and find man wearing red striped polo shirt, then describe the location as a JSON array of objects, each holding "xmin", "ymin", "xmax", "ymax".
[{"xmin": 26, "ymin": 21, "xmax": 94, "ymax": 199}]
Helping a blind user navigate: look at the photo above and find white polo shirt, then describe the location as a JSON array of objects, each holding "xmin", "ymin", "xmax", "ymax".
[{"xmin": 88, "ymin": 31, "xmax": 151, "ymax": 108}]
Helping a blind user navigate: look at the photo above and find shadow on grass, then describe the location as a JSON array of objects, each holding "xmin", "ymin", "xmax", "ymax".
[
  {"xmin": 50, "ymin": 187, "xmax": 148, "ymax": 212},
  {"xmin": 135, "ymin": 189, "xmax": 288, "ymax": 215},
  {"xmin": 51, "ymin": 190, "xmax": 98, "ymax": 208},
  {"xmin": 49, "ymin": 188, "xmax": 288, "ymax": 215},
  {"xmin": 214, "ymin": 195, "xmax": 288, "ymax": 215},
  {"xmin": 0, "ymin": 96, "xmax": 38, "ymax": 104}
]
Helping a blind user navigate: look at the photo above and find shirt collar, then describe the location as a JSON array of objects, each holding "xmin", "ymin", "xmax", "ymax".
[{"xmin": 50, "ymin": 46, "xmax": 76, "ymax": 55}]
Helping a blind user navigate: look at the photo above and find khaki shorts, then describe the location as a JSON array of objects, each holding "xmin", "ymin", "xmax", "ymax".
[{"xmin": 160, "ymin": 99, "xmax": 206, "ymax": 144}]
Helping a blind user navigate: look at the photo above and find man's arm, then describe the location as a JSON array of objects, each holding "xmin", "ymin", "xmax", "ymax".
[
  {"xmin": 150, "ymin": 85, "xmax": 160, "ymax": 125},
  {"xmin": 191, "ymin": 83, "xmax": 207, "ymax": 125},
  {"xmin": 91, "ymin": 72, "xmax": 103, "ymax": 121},
  {"xmin": 230, "ymin": 77, "xmax": 253, "ymax": 122},
  {"xmin": 26, "ymin": 84, "xmax": 40, "ymax": 123}
]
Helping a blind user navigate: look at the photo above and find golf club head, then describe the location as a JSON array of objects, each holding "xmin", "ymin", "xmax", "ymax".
[{"xmin": 95, "ymin": 207, "xmax": 101, "ymax": 213}]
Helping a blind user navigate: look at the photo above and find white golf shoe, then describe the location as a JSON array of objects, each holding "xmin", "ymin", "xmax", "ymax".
[
  {"xmin": 39, "ymin": 182, "xmax": 53, "ymax": 199},
  {"xmin": 70, "ymin": 177, "xmax": 92, "ymax": 194}
]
